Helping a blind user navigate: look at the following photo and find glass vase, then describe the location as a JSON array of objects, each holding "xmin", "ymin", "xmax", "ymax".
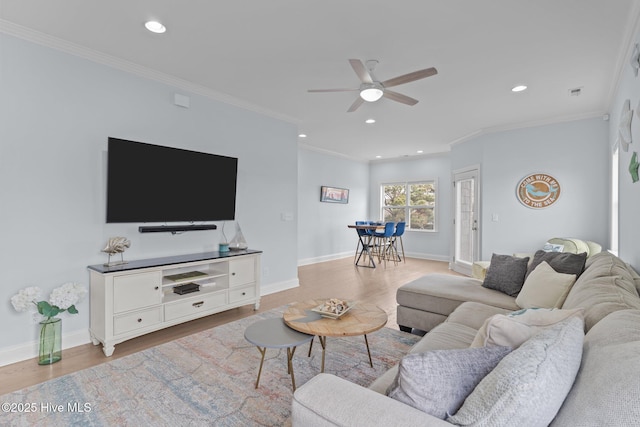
[
  {"xmin": 229, "ymin": 222, "xmax": 248, "ymax": 250},
  {"xmin": 38, "ymin": 318, "xmax": 62, "ymax": 365}
]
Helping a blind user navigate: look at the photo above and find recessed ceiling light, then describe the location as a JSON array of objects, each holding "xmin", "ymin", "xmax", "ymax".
[
  {"xmin": 365, "ymin": 119, "xmax": 376, "ymax": 124},
  {"xmin": 511, "ymin": 85, "xmax": 527, "ymax": 92},
  {"xmin": 298, "ymin": 134, "xmax": 307, "ymax": 138},
  {"xmin": 417, "ymin": 150, "xmax": 424, "ymax": 154},
  {"xmin": 145, "ymin": 21, "xmax": 166, "ymax": 34},
  {"xmin": 375, "ymin": 155, "xmax": 382, "ymax": 159}
]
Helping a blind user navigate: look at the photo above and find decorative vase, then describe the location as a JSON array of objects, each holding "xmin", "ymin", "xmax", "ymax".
[
  {"xmin": 38, "ymin": 318, "xmax": 62, "ymax": 365},
  {"xmin": 229, "ymin": 222, "xmax": 248, "ymax": 250}
]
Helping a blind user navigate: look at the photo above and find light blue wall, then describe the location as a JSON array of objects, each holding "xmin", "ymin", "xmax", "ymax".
[
  {"xmin": 297, "ymin": 148, "xmax": 369, "ymax": 264},
  {"xmin": 451, "ymin": 117, "xmax": 609, "ymax": 259},
  {"xmin": 369, "ymin": 154, "xmax": 452, "ymax": 261},
  {"xmin": 608, "ymin": 29, "xmax": 640, "ymax": 270},
  {"xmin": 0, "ymin": 34, "xmax": 298, "ymax": 353}
]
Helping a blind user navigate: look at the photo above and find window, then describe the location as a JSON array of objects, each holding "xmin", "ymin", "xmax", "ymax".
[{"xmin": 381, "ymin": 181, "xmax": 436, "ymax": 230}]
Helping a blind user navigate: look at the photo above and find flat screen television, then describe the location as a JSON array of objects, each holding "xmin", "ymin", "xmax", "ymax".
[{"xmin": 106, "ymin": 137, "xmax": 237, "ymax": 223}]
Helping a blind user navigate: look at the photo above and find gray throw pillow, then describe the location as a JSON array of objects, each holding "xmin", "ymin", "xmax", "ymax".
[
  {"xmin": 386, "ymin": 346, "xmax": 511, "ymax": 419},
  {"xmin": 526, "ymin": 250, "xmax": 587, "ymax": 279},
  {"xmin": 447, "ymin": 316, "xmax": 584, "ymax": 427},
  {"xmin": 482, "ymin": 254, "xmax": 530, "ymax": 297}
]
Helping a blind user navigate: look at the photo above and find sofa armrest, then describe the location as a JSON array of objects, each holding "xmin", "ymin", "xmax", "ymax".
[{"xmin": 292, "ymin": 373, "xmax": 452, "ymax": 427}]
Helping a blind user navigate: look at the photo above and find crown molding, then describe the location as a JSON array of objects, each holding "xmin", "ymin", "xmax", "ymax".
[
  {"xmin": 0, "ymin": 19, "xmax": 300, "ymax": 125},
  {"xmin": 449, "ymin": 111, "xmax": 605, "ymax": 148},
  {"xmin": 606, "ymin": 1, "xmax": 640, "ymax": 109}
]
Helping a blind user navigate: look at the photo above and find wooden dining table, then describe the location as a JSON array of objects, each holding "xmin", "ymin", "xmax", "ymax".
[{"xmin": 348, "ymin": 224, "xmax": 383, "ymax": 268}]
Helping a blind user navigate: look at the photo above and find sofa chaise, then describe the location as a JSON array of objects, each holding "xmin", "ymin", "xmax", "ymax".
[{"xmin": 291, "ymin": 249, "xmax": 640, "ymax": 426}]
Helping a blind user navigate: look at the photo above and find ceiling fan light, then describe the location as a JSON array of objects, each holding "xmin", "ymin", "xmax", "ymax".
[{"xmin": 360, "ymin": 87, "xmax": 384, "ymax": 102}]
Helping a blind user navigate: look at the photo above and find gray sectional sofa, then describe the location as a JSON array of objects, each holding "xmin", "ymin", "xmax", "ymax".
[{"xmin": 291, "ymin": 251, "xmax": 640, "ymax": 426}]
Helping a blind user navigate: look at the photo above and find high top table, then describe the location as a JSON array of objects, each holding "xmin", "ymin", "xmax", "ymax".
[
  {"xmin": 348, "ymin": 224, "xmax": 382, "ymax": 268},
  {"xmin": 283, "ymin": 299, "xmax": 388, "ymax": 373}
]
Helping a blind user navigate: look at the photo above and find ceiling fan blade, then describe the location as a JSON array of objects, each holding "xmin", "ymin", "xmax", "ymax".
[
  {"xmin": 347, "ymin": 97, "xmax": 365, "ymax": 112},
  {"xmin": 308, "ymin": 88, "xmax": 359, "ymax": 93},
  {"xmin": 349, "ymin": 59, "xmax": 373, "ymax": 84},
  {"xmin": 381, "ymin": 67, "xmax": 437, "ymax": 88},
  {"xmin": 383, "ymin": 90, "xmax": 419, "ymax": 106}
]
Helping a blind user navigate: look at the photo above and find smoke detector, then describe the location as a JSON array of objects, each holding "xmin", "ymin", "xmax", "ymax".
[{"xmin": 568, "ymin": 87, "xmax": 583, "ymax": 96}]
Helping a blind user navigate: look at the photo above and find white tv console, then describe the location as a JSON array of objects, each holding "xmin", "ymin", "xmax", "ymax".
[{"xmin": 88, "ymin": 250, "xmax": 261, "ymax": 356}]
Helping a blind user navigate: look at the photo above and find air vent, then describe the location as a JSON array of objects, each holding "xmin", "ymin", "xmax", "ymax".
[{"xmin": 568, "ymin": 87, "xmax": 583, "ymax": 96}]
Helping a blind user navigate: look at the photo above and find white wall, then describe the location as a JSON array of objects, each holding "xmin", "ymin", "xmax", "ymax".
[
  {"xmin": 608, "ymin": 27, "xmax": 640, "ymax": 270},
  {"xmin": 369, "ymin": 154, "xmax": 452, "ymax": 261},
  {"xmin": 451, "ymin": 117, "xmax": 609, "ymax": 259},
  {"xmin": 0, "ymin": 34, "xmax": 298, "ymax": 363},
  {"xmin": 297, "ymin": 148, "xmax": 369, "ymax": 264}
]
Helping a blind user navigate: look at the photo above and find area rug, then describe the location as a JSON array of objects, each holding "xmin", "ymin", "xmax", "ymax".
[{"xmin": 0, "ymin": 306, "xmax": 419, "ymax": 426}]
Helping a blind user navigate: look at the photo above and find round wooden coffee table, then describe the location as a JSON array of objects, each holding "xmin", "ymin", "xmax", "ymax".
[{"xmin": 283, "ymin": 299, "xmax": 388, "ymax": 372}]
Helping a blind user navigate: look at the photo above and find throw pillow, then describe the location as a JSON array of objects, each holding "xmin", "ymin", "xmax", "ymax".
[
  {"xmin": 526, "ymin": 250, "xmax": 587, "ymax": 279},
  {"xmin": 482, "ymin": 254, "xmax": 530, "ymax": 297},
  {"xmin": 447, "ymin": 316, "xmax": 585, "ymax": 427},
  {"xmin": 386, "ymin": 346, "xmax": 511, "ymax": 419},
  {"xmin": 515, "ymin": 261, "xmax": 577, "ymax": 309},
  {"xmin": 470, "ymin": 307, "xmax": 584, "ymax": 348}
]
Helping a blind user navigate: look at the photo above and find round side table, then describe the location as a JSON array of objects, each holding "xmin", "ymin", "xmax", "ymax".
[{"xmin": 244, "ymin": 317, "xmax": 313, "ymax": 391}]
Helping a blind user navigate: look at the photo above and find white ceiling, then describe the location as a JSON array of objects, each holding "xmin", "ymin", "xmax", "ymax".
[{"xmin": 1, "ymin": 1, "xmax": 638, "ymax": 161}]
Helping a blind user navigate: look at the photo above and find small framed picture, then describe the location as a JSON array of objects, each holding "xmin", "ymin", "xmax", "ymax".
[{"xmin": 320, "ymin": 186, "xmax": 349, "ymax": 204}]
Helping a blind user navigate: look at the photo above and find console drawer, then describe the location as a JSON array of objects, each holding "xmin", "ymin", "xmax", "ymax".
[
  {"xmin": 229, "ymin": 284, "xmax": 256, "ymax": 303},
  {"xmin": 164, "ymin": 291, "xmax": 227, "ymax": 321},
  {"xmin": 113, "ymin": 306, "xmax": 162, "ymax": 335}
]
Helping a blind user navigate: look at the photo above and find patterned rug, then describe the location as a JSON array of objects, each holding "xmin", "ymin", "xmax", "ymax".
[{"xmin": 0, "ymin": 306, "xmax": 419, "ymax": 426}]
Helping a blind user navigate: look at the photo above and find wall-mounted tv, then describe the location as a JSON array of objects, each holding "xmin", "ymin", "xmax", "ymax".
[{"xmin": 106, "ymin": 138, "xmax": 237, "ymax": 224}]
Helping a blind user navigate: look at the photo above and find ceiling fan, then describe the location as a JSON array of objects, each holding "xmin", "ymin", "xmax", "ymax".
[{"xmin": 308, "ymin": 59, "xmax": 437, "ymax": 112}]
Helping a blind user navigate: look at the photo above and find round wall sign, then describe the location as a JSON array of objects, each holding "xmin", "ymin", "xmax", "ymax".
[{"xmin": 516, "ymin": 173, "xmax": 561, "ymax": 209}]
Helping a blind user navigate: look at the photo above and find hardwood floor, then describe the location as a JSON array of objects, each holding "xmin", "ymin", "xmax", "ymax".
[{"xmin": 0, "ymin": 256, "xmax": 458, "ymax": 395}]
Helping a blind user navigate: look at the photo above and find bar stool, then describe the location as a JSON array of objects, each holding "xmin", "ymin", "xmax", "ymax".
[
  {"xmin": 372, "ymin": 222, "xmax": 397, "ymax": 266},
  {"xmin": 391, "ymin": 221, "xmax": 406, "ymax": 263}
]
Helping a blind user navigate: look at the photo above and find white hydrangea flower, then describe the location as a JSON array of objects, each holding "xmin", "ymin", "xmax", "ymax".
[
  {"xmin": 10, "ymin": 287, "xmax": 42, "ymax": 312},
  {"xmin": 49, "ymin": 282, "xmax": 87, "ymax": 310}
]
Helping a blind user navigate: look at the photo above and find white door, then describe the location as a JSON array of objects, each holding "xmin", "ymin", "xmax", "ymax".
[{"xmin": 452, "ymin": 168, "xmax": 480, "ymax": 276}]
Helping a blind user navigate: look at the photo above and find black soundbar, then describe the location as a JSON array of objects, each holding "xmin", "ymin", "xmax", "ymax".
[{"xmin": 138, "ymin": 224, "xmax": 218, "ymax": 233}]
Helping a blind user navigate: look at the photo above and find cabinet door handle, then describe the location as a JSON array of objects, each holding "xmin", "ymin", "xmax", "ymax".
[
  {"xmin": 154, "ymin": 286, "xmax": 159, "ymax": 290},
  {"xmin": 241, "ymin": 292, "xmax": 246, "ymax": 296},
  {"xmin": 231, "ymin": 272, "xmax": 236, "ymax": 276},
  {"xmin": 192, "ymin": 301, "xmax": 204, "ymax": 308},
  {"xmin": 137, "ymin": 318, "xmax": 142, "ymax": 323}
]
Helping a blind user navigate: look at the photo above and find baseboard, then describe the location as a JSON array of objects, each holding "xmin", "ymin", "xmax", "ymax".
[
  {"xmin": 260, "ymin": 278, "xmax": 299, "ymax": 296},
  {"xmin": 0, "ymin": 329, "xmax": 91, "ymax": 368},
  {"xmin": 297, "ymin": 252, "xmax": 351, "ymax": 266},
  {"xmin": 404, "ymin": 252, "xmax": 450, "ymax": 262},
  {"xmin": 298, "ymin": 251, "xmax": 449, "ymax": 266}
]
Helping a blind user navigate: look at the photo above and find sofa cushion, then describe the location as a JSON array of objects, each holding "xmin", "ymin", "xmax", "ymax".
[
  {"xmin": 482, "ymin": 254, "xmax": 530, "ymax": 297},
  {"xmin": 470, "ymin": 307, "xmax": 584, "ymax": 349},
  {"xmin": 516, "ymin": 261, "xmax": 577, "ymax": 309},
  {"xmin": 526, "ymin": 250, "xmax": 587, "ymax": 279},
  {"xmin": 448, "ymin": 316, "xmax": 584, "ymax": 427},
  {"xmin": 562, "ymin": 252, "xmax": 640, "ymax": 331},
  {"xmin": 551, "ymin": 310, "xmax": 640, "ymax": 426},
  {"xmin": 397, "ymin": 274, "xmax": 519, "ymax": 318},
  {"xmin": 387, "ymin": 346, "xmax": 511, "ymax": 419},
  {"xmin": 446, "ymin": 302, "xmax": 511, "ymax": 330},
  {"xmin": 369, "ymin": 322, "xmax": 479, "ymax": 395}
]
